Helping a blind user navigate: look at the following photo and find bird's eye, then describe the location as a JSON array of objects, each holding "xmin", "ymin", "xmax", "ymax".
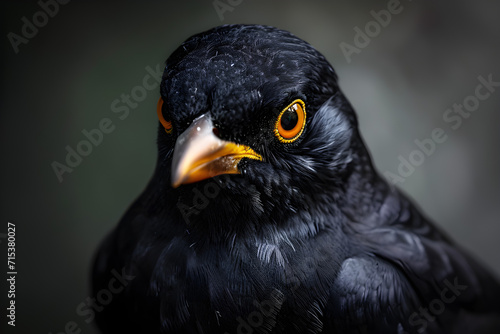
[
  {"xmin": 157, "ymin": 98, "xmax": 173, "ymax": 134},
  {"xmin": 274, "ymin": 99, "xmax": 306, "ymax": 143}
]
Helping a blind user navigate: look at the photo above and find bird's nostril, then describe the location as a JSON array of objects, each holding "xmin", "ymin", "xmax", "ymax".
[{"xmin": 212, "ymin": 127, "xmax": 220, "ymax": 138}]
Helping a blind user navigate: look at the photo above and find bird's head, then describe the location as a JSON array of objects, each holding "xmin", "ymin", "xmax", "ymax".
[{"xmin": 155, "ymin": 25, "xmax": 369, "ymax": 230}]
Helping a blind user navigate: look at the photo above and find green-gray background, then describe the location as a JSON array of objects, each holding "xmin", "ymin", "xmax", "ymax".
[{"xmin": 1, "ymin": 0, "xmax": 499, "ymax": 333}]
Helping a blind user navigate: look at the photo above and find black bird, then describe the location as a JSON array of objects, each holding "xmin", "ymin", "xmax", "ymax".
[{"xmin": 92, "ymin": 25, "xmax": 500, "ymax": 334}]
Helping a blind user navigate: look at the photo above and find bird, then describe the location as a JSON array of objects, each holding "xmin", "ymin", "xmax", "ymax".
[{"xmin": 92, "ymin": 24, "xmax": 500, "ymax": 334}]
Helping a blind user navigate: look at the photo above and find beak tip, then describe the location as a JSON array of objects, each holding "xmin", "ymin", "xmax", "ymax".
[{"xmin": 171, "ymin": 173, "xmax": 182, "ymax": 188}]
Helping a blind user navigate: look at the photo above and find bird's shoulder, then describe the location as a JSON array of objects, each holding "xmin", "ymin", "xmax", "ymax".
[
  {"xmin": 326, "ymin": 255, "xmax": 430, "ymax": 333},
  {"xmin": 335, "ymin": 185, "xmax": 500, "ymax": 332}
]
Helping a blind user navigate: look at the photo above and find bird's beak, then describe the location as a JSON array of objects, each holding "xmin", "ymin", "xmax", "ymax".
[{"xmin": 171, "ymin": 114, "xmax": 262, "ymax": 188}]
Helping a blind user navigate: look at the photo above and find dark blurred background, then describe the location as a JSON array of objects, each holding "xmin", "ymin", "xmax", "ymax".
[{"xmin": 1, "ymin": 0, "xmax": 499, "ymax": 333}]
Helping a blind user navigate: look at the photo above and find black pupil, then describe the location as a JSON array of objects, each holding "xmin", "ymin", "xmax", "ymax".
[{"xmin": 281, "ymin": 108, "xmax": 298, "ymax": 130}]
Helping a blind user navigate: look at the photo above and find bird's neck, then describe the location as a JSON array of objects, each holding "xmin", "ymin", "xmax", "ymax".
[{"xmin": 146, "ymin": 145, "xmax": 389, "ymax": 245}]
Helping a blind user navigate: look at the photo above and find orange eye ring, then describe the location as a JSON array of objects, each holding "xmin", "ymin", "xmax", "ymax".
[
  {"xmin": 274, "ymin": 99, "xmax": 306, "ymax": 143},
  {"xmin": 157, "ymin": 97, "xmax": 173, "ymax": 134}
]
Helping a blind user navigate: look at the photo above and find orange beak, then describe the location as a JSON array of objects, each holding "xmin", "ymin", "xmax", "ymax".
[{"xmin": 171, "ymin": 114, "xmax": 262, "ymax": 188}]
